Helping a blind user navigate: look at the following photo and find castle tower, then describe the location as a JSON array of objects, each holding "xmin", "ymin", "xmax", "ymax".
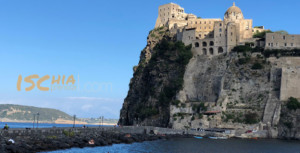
[
  {"xmin": 224, "ymin": 2, "xmax": 244, "ymax": 22},
  {"xmin": 155, "ymin": 3, "xmax": 187, "ymax": 28}
]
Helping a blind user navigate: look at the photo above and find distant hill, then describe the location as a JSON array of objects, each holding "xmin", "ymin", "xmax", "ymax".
[{"xmin": 0, "ymin": 104, "xmax": 73, "ymax": 122}]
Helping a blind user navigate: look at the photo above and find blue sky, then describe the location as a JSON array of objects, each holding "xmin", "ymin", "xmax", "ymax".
[{"xmin": 0, "ymin": 0, "xmax": 299, "ymax": 119}]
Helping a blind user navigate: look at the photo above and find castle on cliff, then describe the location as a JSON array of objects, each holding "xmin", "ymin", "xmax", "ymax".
[{"xmin": 155, "ymin": 3, "xmax": 300, "ymax": 57}]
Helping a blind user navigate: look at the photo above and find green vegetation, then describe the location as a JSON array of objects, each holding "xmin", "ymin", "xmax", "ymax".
[
  {"xmin": 253, "ymin": 30, "xmax": 272, "ymax": 39},
  {"xmin": 274, "ymin": 30, "xmax": 288, "ymax": 35},
  {"xmin": 153, "ymin": 39, "xmax": 192, "ymax": 106},
  {"xmin": 0, "ymin": 104, "xmax": 73, "ymax": 121},
  {"xmin": 238, "ymin": 57, "xmax": 251, "ymax": 65},
  {"xmin": 63, "ymin": 130, "xmax": 75, "ymax": 137},
  {"xmin": 263, "ymin": 49, "xmax": 300, "ymax": 58},
  {"xmin": 192, "ymin": 103, "xmax": 207, "ymax": 113},
  {"xmin": 198, "ymin": 114, "xmax": 203, "ymax": 119},
  {"xmin": 171, "ymin": 100, "xmax": 181, "ymax": 106},
  {"xmin": 251, "ymin": 62, "xmax": 264, "ymax": 70},
  {"xmin": 138, "ymin": 107, "xmax": 159, "ymax": 120},
  {"xmin": 173, "ymin": 113, "xmax": 187, "ymax": 119},
  {"xmin": 286, "ymin": 97, "xmax": 300, "ymax": 110},
  {"xmin": 244, "ymin": 112, "xmax": 259, "ymax": 124}
]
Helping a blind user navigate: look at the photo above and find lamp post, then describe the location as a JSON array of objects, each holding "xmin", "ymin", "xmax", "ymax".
[
  {"xmin": 36, "ymin": 112, "xmax": 40, "ymax": 128},
  {"xmin": 102, "ymin": 116, "xmax": 104, "ymax": 127},
  {"xmin": 33, "ymin": 114, "xmax": 36, "ymax": 129},
  {"xmin": 73, "ymin": 115, "xmax": 76, "ymax": 128},
  {"xmin": 99, "ymin": 116, "xmax": 102, "ymax": 128}
]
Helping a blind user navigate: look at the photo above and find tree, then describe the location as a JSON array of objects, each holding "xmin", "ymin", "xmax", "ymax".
[
  {"xmin": 286, "ymin": 97, "xmax": 300, "ymax": 110},
  {"xmin": 274, "ymin": 30, "xmax": 289, "ymax": 35}
]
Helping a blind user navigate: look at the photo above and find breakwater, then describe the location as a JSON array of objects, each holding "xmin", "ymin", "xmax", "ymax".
[{"xmin": 0, "ymin": 126, "xmax": 203, "ymax": 153}]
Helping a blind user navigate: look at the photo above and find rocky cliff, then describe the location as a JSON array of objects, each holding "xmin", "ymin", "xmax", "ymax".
[
  {"xmin": 119, "ymin": 27, "xmax": 300, "ymax": 139},
  {"xmin": 119, "ymin": 27, "xmax": 192, "ymax": 127}
]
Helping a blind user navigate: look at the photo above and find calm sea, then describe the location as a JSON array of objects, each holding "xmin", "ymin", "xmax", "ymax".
[
  {"xmin": 1, "ymin": 122, "xmax": 104, "ymax": 129},
  {"xmin": 43, "ymin": 138, "xmax": 300, "ymax": 153}
]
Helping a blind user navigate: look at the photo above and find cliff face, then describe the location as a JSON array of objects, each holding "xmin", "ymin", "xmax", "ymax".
[
  {"xmin": 278, "ymin": 99, "xmax": 300, "ymax": 139},
  {"xmin": 119, "ymin": 27, "xmax": 192, "ymax": 127},
  {"xmin": 119, "ymin": 27, "xmax": 300, "ymax": 139},
  {"xmin": 171, "ymin": 51, "xmax": 282, "ymax": 130}
]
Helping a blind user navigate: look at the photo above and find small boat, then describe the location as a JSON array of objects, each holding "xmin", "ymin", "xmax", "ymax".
[
  {"xmin": 209, "ymin": 137, "xmax": 228, "ymax": 139},
  {"xmin": 194, "ymin": 136, "xmax": 203, "ymax": 139},
  {"xmin": 251, "ymin": 137, "xmax": 258, "ymax": 140}
]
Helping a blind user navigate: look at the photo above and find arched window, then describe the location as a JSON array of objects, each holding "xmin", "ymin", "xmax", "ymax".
[
  {"xmin": 209, "ymin": 48, "xmax": 214, "ymax": 55},
  {"xmin": 202, "ymin": 42, "xmax": 207, "ymax": 47},
  {"xmin": 220, "ymin": 23, "xmax": 222, "ymax": 26},
  {"xmin": 203, "ymin": 48, "xmax": 207, "ymax": 55},
  {"xmin": 219, "ymin": 28, "xmax": 222, "ymax": 32},
  {"xmin": 218, "ymin": 47, "xmax": 224, "ymax": 53},
  {"xmin": 195, "ymin": 42, "xmax": 199, "ymax": 47},
  {"xmin": 209, "ymin": 41, "xmax": 214, "ymax": 46}
]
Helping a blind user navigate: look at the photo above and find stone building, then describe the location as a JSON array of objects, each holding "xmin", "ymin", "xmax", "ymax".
[
  {"xmin": 155, "ymin": 3, "xmax": 255, "ymax": 56},
  {"xmin": 155, "ymin": 3, "xmax": 300, "ymax": 56},
  {"xmin": 265, "ymin": 33, "xmax": 300, "ymax": 50}
]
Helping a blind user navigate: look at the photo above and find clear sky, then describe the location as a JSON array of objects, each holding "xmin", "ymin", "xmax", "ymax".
[{"xmin": 0, "ymin": 0, "xmax": 299, "ymax": 119}]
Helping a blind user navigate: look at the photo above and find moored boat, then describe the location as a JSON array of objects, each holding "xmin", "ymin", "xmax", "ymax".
[{"xmin": 209, "ymin": 137, "xmax": 228, "ymax": 139}]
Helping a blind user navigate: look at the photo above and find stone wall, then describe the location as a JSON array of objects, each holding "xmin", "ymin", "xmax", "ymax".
[
  {"xmin": 268, "ymin": 57, "xmax": 300, "ymax": 101},
  {"xmin": 0, "ymin": 126, "xmax": 205, "ymax": 139},
  {"xmin": 280, "ymin": 67, "xmax": 300, "ymax": 100},
  {"xmin": 265, "ymin": 33, "xmax": 300, "ymax": 50}
]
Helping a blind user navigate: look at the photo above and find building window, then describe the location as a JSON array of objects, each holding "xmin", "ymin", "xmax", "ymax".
[
  {"xmin": 195, "ymin": 42, "xmax": 200, "ymax": 47},
  {"xmin": 268, "ymin": 43, "xmax": 271, "ymax": 46},
  {"xmin": 199, "ymin": 34, "xmax": 202, "ymax": 38},
  {"xmin": 285, "ymin": 43, "xmax": 287, "ymax": 46},
  {"xmin": 203, "ymin": 42, "xmax": 207, "ymax": 47},
  {"xmin": 291, "ymin": 43, "xmax": 294, "ymax": 47},
  {"xmin": 204, "ymin": 21, "xmax": 206, "ymax": 24},
  {"xmin": 272, "ymin": 36, "xmax": 274, "ymax": 40},
  {"xmin": 220, "ymin": 34, "xmax": 222, "ymax": 37},
  {"xmin": 209, "ymin": 48, "xmax": 214, "ymax": 55},
  {"xmin": 219, "ymin": 28, "xmax": 222, "ymax": 32},
  {"xmin": 209, "ymin": 41, "xmax": 214, "ymax": 46},
  {"xmin": 283, "ymin": 36, "xmax": 286, "ymax": 40},
  {"xmin": 203, "ymin": 48, "xmax": 207, "ymax": 55},
  {"xmin": 218, "ymin": 47, "xmax": 224, "ymax": 53},
  {"xmin": 231, "ymin": 32, "xmax": 233, "ymax": 36},
  {"xmin": 220, "ymin": 23, "xmax": 222, "ymax": 26}
]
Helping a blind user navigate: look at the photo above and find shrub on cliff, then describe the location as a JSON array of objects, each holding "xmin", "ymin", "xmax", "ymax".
[
  {"xmin": 232, "ymin": 45, "xmax": 252, "ymax": 53},
  {"xmin": 253, "ymin": 30, "xmax": 272, "ymax": 39},
  {"xmin": 286, "ymin": 97, "xmax": 300, "ymax": 110},
  {"xmin": 244, "ymin": 112, "xmax": 259, "ymax": 124},
  {"xmin": 251, "ymin": 62, "xmax": 263, "ymax": 69}
]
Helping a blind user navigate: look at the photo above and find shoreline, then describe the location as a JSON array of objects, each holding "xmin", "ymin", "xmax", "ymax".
[
  {"xmin": 0, "ymin": 126, "xmax": 297, "ymax": 153},
  {"xmin": 0, "ymin": 127, "xmax": 191, "ymax": 153}
]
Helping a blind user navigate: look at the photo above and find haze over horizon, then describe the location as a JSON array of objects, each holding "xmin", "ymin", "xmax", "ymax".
[{"xmin": 0, "ymin": 0, "xmax": 299, "ymax": 119}]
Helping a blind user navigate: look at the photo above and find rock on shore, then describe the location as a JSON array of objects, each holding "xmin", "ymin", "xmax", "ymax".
[{"xmin": 0, "ymin": 131, "xmax": 191, "ymax": 153}]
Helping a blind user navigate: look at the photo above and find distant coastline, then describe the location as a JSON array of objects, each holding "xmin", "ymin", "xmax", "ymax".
[{"xmin": 0, "ymin": 118, "xmax": 116, "ymax": 126}]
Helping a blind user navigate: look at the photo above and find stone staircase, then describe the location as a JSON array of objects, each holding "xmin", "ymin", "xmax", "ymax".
[{"xmin": 262, "ymin": 68, "xmax": 282, "ymax": 126}]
